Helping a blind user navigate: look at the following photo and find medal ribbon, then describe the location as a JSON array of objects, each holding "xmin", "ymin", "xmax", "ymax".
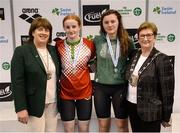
[
  {"xmin": 65, "ymin": 38, "xmax": 83, "ymax": 68},
  {"xmin": 106, "ymin": 34, "xmax": 120, "ymax": 68},
  {"xmin": 37, "ymin": 48, "xmax": 52, "ymax": 80}
]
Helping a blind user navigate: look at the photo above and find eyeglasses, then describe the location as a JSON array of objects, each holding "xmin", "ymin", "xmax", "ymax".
[{"xmin": 139, "ymin": 33, "xmax": 154, "ymax": 39}]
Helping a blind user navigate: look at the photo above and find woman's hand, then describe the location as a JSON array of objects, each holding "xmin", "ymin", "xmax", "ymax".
[
  {"xmin": 17, "ymin": 109, "xmax": 29, "ymax": 124},
  {"xmin": 161, "ymin": 121, "xmax": 171, "ymax": 128}
]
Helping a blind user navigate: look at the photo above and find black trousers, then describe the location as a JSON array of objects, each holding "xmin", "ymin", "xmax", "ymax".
[{"xmin": 126, "ymin": 100, "xmax": 161, "ymax": 132}]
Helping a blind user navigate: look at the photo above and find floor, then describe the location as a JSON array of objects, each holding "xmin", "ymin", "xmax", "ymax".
[
  {"xmin": 0, "ymin": 117, "xmax": 173, "ymax": 132},
  {"xmin": 0, "ymin": 102, "xmax": 179, "ymax": 132}
]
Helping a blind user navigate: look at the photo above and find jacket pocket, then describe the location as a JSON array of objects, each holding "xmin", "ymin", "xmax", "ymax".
[{"xmin": 150, "ymin": 98, "xmax": 162, "ymax": 106}]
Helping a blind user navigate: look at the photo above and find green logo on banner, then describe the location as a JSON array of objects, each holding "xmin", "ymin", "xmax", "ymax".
[
  {"xmin": 118, "ymin": 7, "xmax": 132, "ymax": 15},
  {"xmin": 153, "ymin": 7, "xmax": 161, "ymax": 14},
  {"xmin": 52, "ymin": 8, "xmax": 73, "ymax": 16},
  {"xmin": 167, "ymin": 34, "xmax": 175, "ymax": 42},
  {"xmin": 2, "ymin": 62, "xmax": 10, "ymax": 70},
  {"xmin": 52, "ymin": 8, "xmax": 60, "ymax": 15},
  {"xmin": 133, "ymin": 7, "xmax": 142, "ymax": 16}
]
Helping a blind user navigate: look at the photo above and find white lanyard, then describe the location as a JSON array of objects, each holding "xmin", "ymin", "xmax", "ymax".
[
  {"xmin": 106, "ymin": 34, "xmax": 120, "ymax": 68},
  {"xmin": 65, "ymin": 38, "xmax": 82, "ymax": 68}
]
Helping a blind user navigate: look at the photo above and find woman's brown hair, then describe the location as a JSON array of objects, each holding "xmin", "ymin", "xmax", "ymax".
[
  {"xmin": 28, "ymin": 17, "xmax": 52, "ymax": 44},
  {"xmin": 63, "ymin": 14, "xmax": 81, "ymax": 27},
  {"xmin": 137, "ymin": 21, "xmax": 158, "ymax": 38}
]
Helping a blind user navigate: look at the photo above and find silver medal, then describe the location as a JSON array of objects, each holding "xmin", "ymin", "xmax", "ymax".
[{"xmin": 114, "ymin": 68, "xmax": 118, "ymax": 73}]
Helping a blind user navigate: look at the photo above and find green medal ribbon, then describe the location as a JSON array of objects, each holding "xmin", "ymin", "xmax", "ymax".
[{"xmin": 66, "ymin": 39, "xmax": 81, "ymax": 59}]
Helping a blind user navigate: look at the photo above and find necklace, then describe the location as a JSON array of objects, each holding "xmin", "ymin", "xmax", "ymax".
[
  {"xmin": 129, "ymin": 51, "xmax": 161, "ymax": 87},
  {"xmin": 37, "ymin": 48, "xmax": 52, "ymax": 80}
]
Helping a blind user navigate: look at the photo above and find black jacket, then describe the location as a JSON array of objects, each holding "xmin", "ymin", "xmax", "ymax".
[
  {"xmin": 126, "ymin": 47, "xmax": 174, "ymax": 122},
  {"xmin": 11, "ymin": 43, "xmax": 61, "ymax": 117}
]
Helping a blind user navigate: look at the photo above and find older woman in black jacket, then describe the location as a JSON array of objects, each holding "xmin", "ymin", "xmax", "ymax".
[
  {"xmin": 126, "ymin": 22, "xmax": 174, "ymax": 132},
  {"xmin": 11, "ymin": 17, "xmax": 60, "ymax": 132}
]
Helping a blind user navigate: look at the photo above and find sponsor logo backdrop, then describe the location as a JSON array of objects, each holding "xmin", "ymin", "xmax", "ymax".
[
  {"xmin": 0, "ymin": 0, "xmax": 15, "ymax": 121},
  {"xmin": 0, "ymin": 0, "xmax": 13, "ymax": 83},
  {"xmin": 12, "ymin": 0, "xmax": 79, "ymax": 46},
  {"xmin": 148, "ymin": 0, "xmax": 179, "ymax": 115}
]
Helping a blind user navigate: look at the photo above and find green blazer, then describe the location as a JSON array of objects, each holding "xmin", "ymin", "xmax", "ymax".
[{"xmin": 11, "ymin": 43, "xmax": 60, "ymax": 117}]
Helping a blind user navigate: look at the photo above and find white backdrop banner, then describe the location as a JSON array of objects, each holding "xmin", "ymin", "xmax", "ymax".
[
  {"xmin": 0, "ymin": 0, "xmax": 13, "ymax": 82},
  {"xmin": 148, "ymin": 0, "xmax": 178, "ymax": 54},
  {"xmin": 0, "ymin": 0, "xmax": 14, "ymax": 121},
  {"xmin": 81, "ymin": 0, "xmax": 146, "ymax": 39},
  {"xmin": 12, "ymin": 0, "xmax": 79, "ymax": 46}
]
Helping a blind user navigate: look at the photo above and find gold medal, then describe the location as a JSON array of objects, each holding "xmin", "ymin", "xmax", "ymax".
[
  {"xmin": 129, "ymin": 74, "xmax": 139, "ymax": 87},
  {"xmin": 47, "ymin": 71, "xmax": 52, "ymax": 80}
]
